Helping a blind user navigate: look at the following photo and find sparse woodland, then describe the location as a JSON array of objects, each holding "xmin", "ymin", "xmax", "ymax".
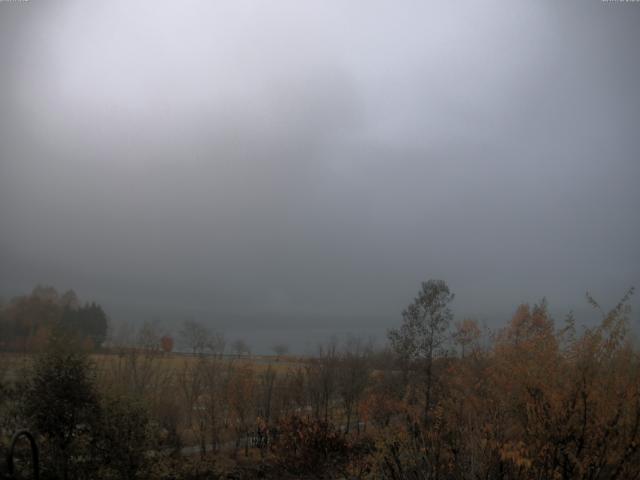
[{"xmin": 0, "ymin": 281, "xmax": 638, "ymax": 479}]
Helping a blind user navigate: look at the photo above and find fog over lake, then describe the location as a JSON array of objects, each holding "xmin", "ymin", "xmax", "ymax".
[{"xmin": 1, "ymin": 1, "xmax": 639, "ymax": 352}]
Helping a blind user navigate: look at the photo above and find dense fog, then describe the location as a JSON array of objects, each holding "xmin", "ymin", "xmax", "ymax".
[{"xmin": 1, "ymin": 1, "xmax": 639, "ymax": 352}]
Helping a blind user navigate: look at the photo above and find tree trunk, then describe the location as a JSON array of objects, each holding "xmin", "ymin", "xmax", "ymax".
[{"xmin": 424, "ymin": 357, "xmax": 433, "ymax": 427}]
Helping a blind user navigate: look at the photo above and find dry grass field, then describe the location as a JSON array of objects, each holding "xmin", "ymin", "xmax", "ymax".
[{"xmin": 1, "ymin": 350, "xmax": 304, "ymax": 380}]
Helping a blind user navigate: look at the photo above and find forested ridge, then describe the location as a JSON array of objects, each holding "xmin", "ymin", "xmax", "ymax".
[{"xmin": 0, "ymin": 286, "xmax": 108, "ymax": 352}]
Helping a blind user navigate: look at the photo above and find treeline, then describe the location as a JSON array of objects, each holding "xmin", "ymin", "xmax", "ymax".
[
  {"xmin": 0, "ymin": 280, "xmax": 639, "ymax": 479},
  {"xmin": 0, "ymin": 286, "xmax": 108, "ymax": 351}
]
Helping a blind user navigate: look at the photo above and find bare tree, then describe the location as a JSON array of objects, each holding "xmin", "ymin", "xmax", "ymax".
[
  {"xmin": 257, "ymin": 365, "xmax": 277, "ymax": 425},
  {"xmin": 107, "ymin": 320, "xmax": 133, "ymax": 349},
  {"xmin": 338, "ymin": 336, "xmax": 373, "ymax": 433},
  {"xmin": 137, "ymin": 320, "xmax": 162, "ymax": 352},
  {"xmin": 227, "ymin": 363, "xmax": 256, "ymax": 457},
  {"xmin": 277, "ymin": 367, "xmax": 306, "ymax": 418},
  {"xmin": 176, "ymin": 359, "xmax": 206, "ymax": 456},
  {"xmin": 272, "ymin": 343, "xmax": 289, "ymax": 359},
  {"xmin": 180, "ymin": 319, "xmax": 211, "ymax": 355},
  {"xmin": 199, "ymin": 355, "xmax": 228, "ymax": 452},
  {"xmin": 388, "ymin": 279, "xmax": 454, "ymax": 425},
  {"xmin": 207, "ymin": 332, "xmax": 226, "ymax": 356},
  {"xmin": 306, "ymin": 339, "xmax": 339, "ymax": 423},
  {"xmin": 231, "ymin": 338, "xmax": 251, "ymax": 358},
  {"xmin": 104, "ymin": 321, "xmax": 172, "ymax": 401}
]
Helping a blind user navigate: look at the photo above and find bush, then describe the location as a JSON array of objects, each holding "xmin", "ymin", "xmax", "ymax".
[
  {"xmin": 270, "ymin": 415, "xmax": 374, "ymax": 478},
  {"xmin": 20, "ymin": 332, "xmax": 99, "ymax": 479},
  {"xmin": 93, "ymin": 395, "xmax": 154, "ymax": 480}
]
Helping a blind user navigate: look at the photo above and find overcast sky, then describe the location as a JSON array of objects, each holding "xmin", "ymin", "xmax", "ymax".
[{"xmin": 1, "ymin": 1, "xmax": 639, "ymax": 352}]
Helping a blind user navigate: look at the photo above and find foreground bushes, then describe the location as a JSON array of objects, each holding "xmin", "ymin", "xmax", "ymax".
[
  {"xmin": 269, "ymin": 415, "xmax": 375, "ymax": 477},
  {"xmin": 10, "ymin": 333, "xmax": 154, "ymax": 480},
  {"xmin": 372, "ymin": 291, "xmax": 640, "ymax": 479},
  {"xmin": 1, "ymin": 285, "xmax": 638, "ymax": 479}
]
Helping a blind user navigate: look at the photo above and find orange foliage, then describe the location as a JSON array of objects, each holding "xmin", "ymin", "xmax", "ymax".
[{"xmin": 160, "ymin": 335, "xmax": 174, "ymax": 353}]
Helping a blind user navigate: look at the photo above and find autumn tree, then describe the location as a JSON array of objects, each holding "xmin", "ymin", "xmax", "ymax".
[
  {"xmin": 160, "ymin": 334, "xmax": 174, "ymax": 353},
  {"xmin": 0, "ymin": 287, "xmax": 62, "ymax": 351},
  {"xmin": 388, "ymin": 279, "xmax": 454, "ymax": 425},
  {"xmin": 270, "ymin": 415, "xmax": 351, "ymax": 477},
  {"xmin": 360, "ymin": 369, "xmax": 405, "ymax": 429},
  {"xmin": 452, "ymin": 318, "xmax": 482, "ymax": 357},
  {"xmin": 533, "ymin": 288, "xmax": 640, "ymax": 479},
  {"xmin": 0, "ymin": 286, "xmax": 108, "ymax": 352}
]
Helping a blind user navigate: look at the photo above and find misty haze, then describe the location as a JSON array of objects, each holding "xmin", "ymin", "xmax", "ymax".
[{"xmin": 1, "ymin": 1, "xmax": 639, "ymax": 479}]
